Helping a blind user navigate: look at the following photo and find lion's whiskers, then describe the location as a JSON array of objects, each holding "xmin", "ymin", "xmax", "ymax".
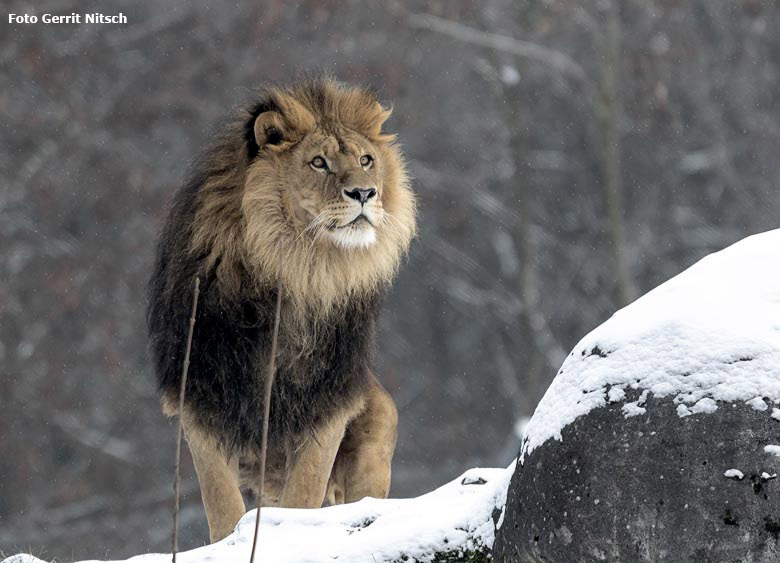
[
  {"xmin": 302, "ymin": 211, "xmax": 327, "ymax": 234},
  {"xmin": 295, "ymin": 210, "xmax": 330, "ymax": 246},
  {"xmin": 312, "ymin": 218, "xmax": 338, "ymax": 246}
]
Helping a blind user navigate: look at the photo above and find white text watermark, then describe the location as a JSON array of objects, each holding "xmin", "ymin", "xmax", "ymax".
[{"xmin": 8, "ymin": 13, "xmax": 127, "ymax": 24}]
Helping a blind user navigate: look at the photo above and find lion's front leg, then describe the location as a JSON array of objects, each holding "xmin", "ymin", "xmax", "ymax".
[
  {"xmin": 185, "ymin": 425, "xmax": 246, "ymax": 543},
  {"xmin": 327, "ymin": 375, "xmax": 398, "ymax": 504},
  {"xmin": 280, "ymin": 410, "xmax": 352, "ymax": 508}
]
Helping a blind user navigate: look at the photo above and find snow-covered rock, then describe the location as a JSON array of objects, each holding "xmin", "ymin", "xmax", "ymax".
[
  {"xmin": 2, "ymin": 467, "xmax": 511, "ymax": 563},
  {"xmin": 494, "ymin": 229, "xmax": 780, "ymax": 562}
]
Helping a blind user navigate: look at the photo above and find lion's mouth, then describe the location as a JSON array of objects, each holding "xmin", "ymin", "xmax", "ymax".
[{"xmin": 333, "ymin": 214, "xmax": 374, "ymax": 229}]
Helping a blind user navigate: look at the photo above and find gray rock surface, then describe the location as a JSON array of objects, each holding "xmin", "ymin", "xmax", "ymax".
[{"xmin": 494, "ymin": 396, "xmax": 780, "ymax": 562}]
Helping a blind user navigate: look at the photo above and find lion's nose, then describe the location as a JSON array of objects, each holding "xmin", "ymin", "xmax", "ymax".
[{"xmin": 343, "ymin": 187, "xmax": 377, "ymax": 205}]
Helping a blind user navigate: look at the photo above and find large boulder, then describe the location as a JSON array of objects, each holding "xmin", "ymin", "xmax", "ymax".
[{"xmin": 494, "ymin": 229, "xmax": 780, "ymax": 562}]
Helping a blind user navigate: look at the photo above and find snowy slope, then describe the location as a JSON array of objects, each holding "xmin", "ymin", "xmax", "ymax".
[
  {"xmin": 520, "ymin": 228, "xmax": 780, "ymax": 463},
  {"xmin": 2, "ymin": 466, "xmax": 512, "ymax": 563}
]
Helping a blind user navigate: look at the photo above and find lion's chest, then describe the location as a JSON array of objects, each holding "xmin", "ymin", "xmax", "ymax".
[
  {"xmin": 257, "ymin": 299, "xmax": 379, "ymax": 441},
  {"xmin": 271, "ymin": 305, "xmax": 374, "ymax": 387}
]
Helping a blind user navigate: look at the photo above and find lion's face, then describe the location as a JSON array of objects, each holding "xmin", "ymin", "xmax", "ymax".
[
  {"xmin": 242, "ymin": 82, "xmax": 414, "ymax": 259},
  {"xmin": 278, "ymin": 127, "xmax": 388, "ymax": 250},
  {"xmin": 194, "ymin": 79, "xmax": 416, "ymax": 310}
]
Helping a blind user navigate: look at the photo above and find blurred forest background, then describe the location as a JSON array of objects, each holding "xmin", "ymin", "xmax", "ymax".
[{"xmin": 3, "ymin": 0, "xmax": 780, "ymax": 559}]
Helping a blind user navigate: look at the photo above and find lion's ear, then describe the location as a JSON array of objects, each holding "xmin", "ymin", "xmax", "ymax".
[
  {"xmin": 253, "ymin": 111, "xmax": 287, "ymax": 149},
  {"xmin": 368, "ymin": 102, "xmax": 393, "ymax": 140},
  {"xmin": 252, "ymin": 95, "xmax": 316, "ymax": 152}
]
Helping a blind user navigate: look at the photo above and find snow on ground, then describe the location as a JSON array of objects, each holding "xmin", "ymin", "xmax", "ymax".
[
  {"xmin": 2, "ymin": 466, "xmax": 513, "ymax": 563},
  {"xmin": 724, "ymin": 469, "xmax": 744, "ymax": 480},
  {"xmin": 520, "ymin": 229, "xmax": 780, "ymax": 464},
  {"xmin": 764, "ymin": 445, "xmax": 780, "ymax": 458}
]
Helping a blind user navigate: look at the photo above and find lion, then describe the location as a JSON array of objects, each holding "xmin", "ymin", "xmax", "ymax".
[{"xmin": 146, "ymin": 77, "xmax": 416, "ymax": 543}]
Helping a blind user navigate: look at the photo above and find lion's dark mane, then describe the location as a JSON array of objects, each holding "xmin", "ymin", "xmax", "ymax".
[{"xmin": 146, "ymin": 123, "xmax": 380, "ymax": 457}]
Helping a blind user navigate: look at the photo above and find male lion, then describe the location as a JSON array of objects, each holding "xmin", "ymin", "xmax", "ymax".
[{"xmin": 147, "ymin": 78, "xmax": 416, "ymax": 542}]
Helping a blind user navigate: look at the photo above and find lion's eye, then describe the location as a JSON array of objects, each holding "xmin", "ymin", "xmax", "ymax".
[
  {"xmin": 310, "ymin": 156, "xmax": 328, "ymax": 170},
  {"xmin": 359, "ymin": 154, "xmax": 373, "ymax": 168}
]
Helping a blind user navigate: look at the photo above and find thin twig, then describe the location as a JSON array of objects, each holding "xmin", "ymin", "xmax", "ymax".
[
  {"xmin": 249, "ymin": 253, "xmax": 284, "ymax": 563},
  {"xmin": 172, "ymin": 276, "xmax": 200, "ymax": 563}
]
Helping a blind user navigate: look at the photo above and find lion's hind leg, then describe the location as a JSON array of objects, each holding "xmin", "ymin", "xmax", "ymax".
[{"xmin": 326, "ymin": 375, "xmax": 398, "ymax": 505}]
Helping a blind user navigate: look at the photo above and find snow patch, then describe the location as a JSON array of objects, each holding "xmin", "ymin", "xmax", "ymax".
[
  {"xmin": 607, "ymin": 386, "xmax": 626, "ymax": 403},
  {"xmin": 747, "ymin": 397, "xmax": 769, "ymax": 411},
  {"xmin": 691, "ymin": 397, "xmax": 718, "ymax": 414},
  {"xmin": 521, "ymin": 230, "xmax": 780, "ymax": 464},
  {"xmin": 1, "ymin": 466, "xmax": 514, "ymax": 563},
  {"xmin": 622, "ymin": 402, "xmax": 646, "ymax": 417},
  {"xmin": 724, "ymin": 469, "xmax": 744, "ymax": 480},
  {"xmin": 765, "ymin": 445, "xmax": 780, "ymax": 458}
]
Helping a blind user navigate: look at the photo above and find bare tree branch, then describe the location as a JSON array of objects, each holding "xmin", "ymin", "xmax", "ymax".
[
  {"xmin": 405, "ymin": 11, "xmax": 595, "ymax": 95},
  {"xmin": 51, "ymin": 413, "xmax": 139, "ymax": 466},
  {"xmin": 172, "ymin": 276, "xmax": 200, "ymax": 563},
  {"xmin": 249, "ymin": 250, "xmax": 284, "ymax": 563}
]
